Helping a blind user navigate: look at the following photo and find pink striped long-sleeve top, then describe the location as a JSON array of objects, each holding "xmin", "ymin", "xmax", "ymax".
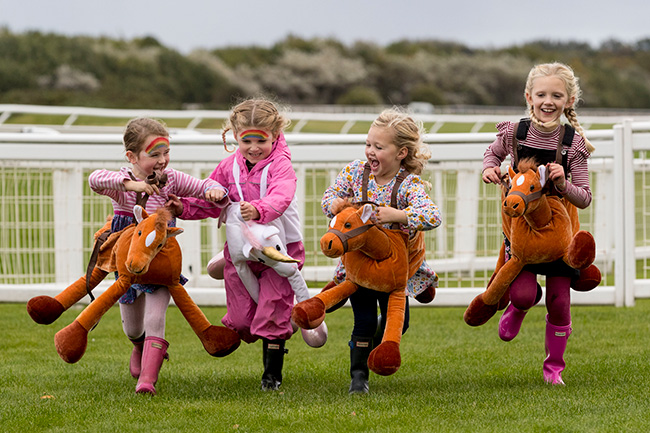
[
  {"xmin": 483, "ymin": 121, "xmax": 592, "ymax": 208},
  {"xmin": 88, "ymin": 166, "xmax": 227, "ymax": 215}
]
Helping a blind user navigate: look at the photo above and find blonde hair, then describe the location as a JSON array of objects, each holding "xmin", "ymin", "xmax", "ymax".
[
  {"xmin": 525, "ymin": 62, "xmax": 595, "ymax": 153},
  {"xmin": 372, "ymin": 108, "xmax": 431, "ymax": 176},
  {"xmin": 123, "ymin": 117, "xmax": 169, "ymax": 154},
  {"xmin": 222, "ymin": 98, "xmax": 291, "ymax": 152}
]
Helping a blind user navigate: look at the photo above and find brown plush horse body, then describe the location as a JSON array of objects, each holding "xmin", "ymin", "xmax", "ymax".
[
  {"xmin": 291, "ymin": 202, "xmax": 422, "ymax": 376},
  {"xmin": 464, "ymin": 159, "xmax": 597, "ymax": 326},
  {"xmin": 27, "ymin": 206, "xmax": 240, "ymax": 363}
]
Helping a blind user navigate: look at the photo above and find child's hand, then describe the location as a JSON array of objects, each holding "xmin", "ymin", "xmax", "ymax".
[
  {"xmin": 330, "ymin": 197, "xmax": 345, "ymax": 214},
  {"xmin": 375, "ymin": 206, "xmax": 407, "ymax": 225},
  {"xmin": 165, "ymin": 194, "xmax": 184, "ymax": 217},
  {"xmin": 482, "ymin": 166, "xmax": 502, "ymax": 184},
  {"xmin": 124, "ymin": 179, "xmax": 160, "ymax": 196},
  {"xmin": 546, "ymin": 162, "xmax": 567, "ymax": 191},
  {"xmin": 240, "ymin": 201, "xmax": 260, "ymax": 221},
  {"xmin": 205, "ymin": 188, "xmax": 225, "ymax": 202}
]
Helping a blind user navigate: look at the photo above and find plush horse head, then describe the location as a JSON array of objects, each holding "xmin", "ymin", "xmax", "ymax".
[
  {"xmin": 292, "ymin": 201, "xmax": 411, "ymax": 376},
  {"xmin": 27, "ymin": 205, "xmax": 241, "ymax": 363},
  {"xmin": 464, "ymin": 158, "xmax": 597, "ymax": 326},
  {"xmin": 124, "ymin": 206, "xmax": 182, "ymax": 275}
]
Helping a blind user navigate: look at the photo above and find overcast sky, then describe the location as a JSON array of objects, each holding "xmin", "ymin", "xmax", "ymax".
[{"xmin": 1, "ymin": 0, "xmax": 649, "ymax": 53}]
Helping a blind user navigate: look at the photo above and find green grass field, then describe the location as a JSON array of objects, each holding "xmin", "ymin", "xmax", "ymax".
[{"xmin": 2, "ymin": 300, "xmax": 649, "ymax": 433}]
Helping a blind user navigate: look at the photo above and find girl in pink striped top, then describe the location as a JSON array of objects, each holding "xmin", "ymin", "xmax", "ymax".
[
  {"xmin": 481, "ymin": 63, "xmax": 595, "ymax": 385},
  {"xmin": 88, "ymin": 117, "xmax": 227, "ymax": 394}
]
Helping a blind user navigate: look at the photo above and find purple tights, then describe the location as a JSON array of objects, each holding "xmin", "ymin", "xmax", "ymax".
[{"xmin": 509, "ymin": 270, "xmax": 571, "ymax": 326}]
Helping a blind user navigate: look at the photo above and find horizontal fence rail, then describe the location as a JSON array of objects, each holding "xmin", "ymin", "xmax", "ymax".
[{"xmin": 1, "ymin": 110, "xmax": 649, "ymax": 308}]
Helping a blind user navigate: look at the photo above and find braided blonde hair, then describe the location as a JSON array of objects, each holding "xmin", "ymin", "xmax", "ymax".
[
  {"xmin": 525, "ymin": 62, "xmax": 595, "ymax": 153},
  {"xmin": 222, "ymin": 98, "xmax": 291, "ymax": 152}
]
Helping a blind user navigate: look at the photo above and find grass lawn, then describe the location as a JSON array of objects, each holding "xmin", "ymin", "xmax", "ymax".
[{"xmin": 1, "ymin": 299, "xmax": 649, "ymax": 433}]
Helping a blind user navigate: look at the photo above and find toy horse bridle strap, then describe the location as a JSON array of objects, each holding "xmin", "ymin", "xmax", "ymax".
[
  {"xmin": 506, "ymin": 188, "xmax": 544, "ymax": 214},
  {"xmin": 327, "ymin": 223, "xmax": 374, "ymax": 253},
  {"xmin": 361, "ymin": 162, "xmax": 408, "ymax": 230},
  {"xmin": 129, "ymin": 171, "xmax": 168, "ymax": 208}
]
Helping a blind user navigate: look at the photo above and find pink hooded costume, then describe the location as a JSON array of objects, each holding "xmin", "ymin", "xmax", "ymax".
[{"xmin": 180, "ymin": 132, "xmax": 304, "ymax": 342}]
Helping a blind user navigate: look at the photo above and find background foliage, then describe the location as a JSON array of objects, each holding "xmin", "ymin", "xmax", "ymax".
[{"xmin": 2, "ymin": 28, "xmax": 650, "ymax": 109}]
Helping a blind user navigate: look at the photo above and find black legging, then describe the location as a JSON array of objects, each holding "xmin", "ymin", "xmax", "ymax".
[{"xmin": 349, "ymin": 287, "xmax": 410, "ymax": 338}]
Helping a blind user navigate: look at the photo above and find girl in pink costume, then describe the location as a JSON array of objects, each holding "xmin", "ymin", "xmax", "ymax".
[
  {"xmin": 175, "ymin": 99, "xmax": 303, "ymax": 391},
  {"xmin": 482, "ymin": 63, "xmax": 595, "ymax": 385},
  {"xmin": 89, "ymin": 117, "xmax": 228, "ymax": 394}
]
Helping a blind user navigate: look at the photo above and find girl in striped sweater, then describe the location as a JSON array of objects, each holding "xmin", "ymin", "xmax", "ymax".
[
  {"xmin": 88, "ymin": 117, "xmax": 227, "ymax": 394},
  {"xmin": 481, "ymin": 63, "xmax": 595, "ymax": 385}
]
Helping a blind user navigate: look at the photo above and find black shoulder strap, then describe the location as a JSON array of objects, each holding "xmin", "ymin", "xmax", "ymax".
[
  {"xmin": 511, "ymin": 118, "xmax": 531, "ymax": 172},
  {"xmin": 556, "ymin": 124, "xmax": 575, "ymax": 174}
]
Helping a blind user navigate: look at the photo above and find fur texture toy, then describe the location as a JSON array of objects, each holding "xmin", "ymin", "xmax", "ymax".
[
  {"xmin": 291, "ymin": 201, "xmax": 423, "ymax": 376},
  {"xmin": 464, "ymin": 159, "xmax": 598, "ymax": 326},
  {"xmin": 207, "ymin": 203, "xmax": 328, "ymax": 348},
  {"xmin": 27, "ymin": 206, "xmax": 241, "ymax": 363}
]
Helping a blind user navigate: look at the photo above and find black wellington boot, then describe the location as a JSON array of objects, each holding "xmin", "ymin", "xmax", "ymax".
[
  {"xmin": 349, "ymin": 335, "xmax": 373, "ymax": 394},
  {"xmin": 261, "ymin": 339, "xmax": 287, "ymax": 391}
]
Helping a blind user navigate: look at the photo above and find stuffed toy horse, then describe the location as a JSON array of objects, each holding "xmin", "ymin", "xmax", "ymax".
[
  {"xmin": 291, "ymin": 201, "xmax": 422, "ymax": 376},
  {"xmin": 27, "ymin": 205, "xmax": 241, "ymax": 363},
  {"xmin": 207, "ymin": 203, "xmax": 328, "ymax": 348},
  {"xmin": 464, "ymin": 160, "xmax": 598, "ymax": 326}
]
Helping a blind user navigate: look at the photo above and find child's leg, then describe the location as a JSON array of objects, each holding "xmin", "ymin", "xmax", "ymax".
[
  {"xmin": 348, "ymin": 288, "xmax": 380, "ymax": 394},
  {"xmin": 120, "ymin": 292, "xmax": 145, "ymax": 340},
  {"xmin": 253, "ymin": 267, "xmax": 294, "ymax": 391},
  {"xmin": 142, "ymin": 287, "xmax": 171, "ymax": 339},
  {"xmin": 543, "ymin": 275, "xmax": 572, "ymax": 385},
  {"xmin": 220, "ymin": 247, "xmax": 257, "ymax": 343},
  {"xmin": 499, "ymin": 270, "xmax": 539, "ymax": 341}
]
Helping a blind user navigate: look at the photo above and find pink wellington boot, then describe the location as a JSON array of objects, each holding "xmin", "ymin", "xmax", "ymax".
[
  {"xmin": 498, "ymin": 304, "xmax": 528, "ymax": 342},
  {"xmin": 129, "ymin": 334, "xmax": 145, "ymax": 379},
  {"xmin": 135, "ymin": 336, "xmax": 169, "ymax": 395},
  {"xmin": 543, "ymin": 315, "xmax": 572, "ymax": 385}
]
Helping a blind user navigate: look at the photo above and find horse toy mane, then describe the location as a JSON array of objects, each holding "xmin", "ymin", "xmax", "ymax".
[
  {"xmin": 27, "ymin": 205, "xmax": 241, "ymax": 363},
  {"xmin": 464, "ymin": 159, "xmax": 599, "ymax": 326},
  {"xmin": 292, "ymin": 200, "xmax": 419, "ymax": 376}
]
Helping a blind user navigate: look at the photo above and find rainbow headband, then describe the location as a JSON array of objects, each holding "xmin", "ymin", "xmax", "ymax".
[
  {"xmin": 144, "ymin": 136, "xmax": 170, "ymax": 154},
  {"xmin": 239, "ymin": 129, "xmax": 269, "ymax": 140}
]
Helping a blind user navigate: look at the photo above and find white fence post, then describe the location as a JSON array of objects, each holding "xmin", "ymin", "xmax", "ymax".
[{"xmin": 53, "ymin": 167, "xmax": 83, "ymax": 284}]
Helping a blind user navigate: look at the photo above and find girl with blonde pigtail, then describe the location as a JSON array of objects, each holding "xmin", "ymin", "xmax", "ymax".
[{"xmin": 481, "ymin": 62, "xmax": 599, "ymax": 385}]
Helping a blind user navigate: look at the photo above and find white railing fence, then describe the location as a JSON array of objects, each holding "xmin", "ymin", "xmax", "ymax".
[{"xmin": 0, "ymin": 120, "xmax": 648, "ymax": 308}]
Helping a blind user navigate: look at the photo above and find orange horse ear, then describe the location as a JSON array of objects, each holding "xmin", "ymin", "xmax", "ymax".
[
  {"xmin": 134, "ymin": 205, "xmax": 149, "ymax": 223},
  {"xmin": 167, "ymin": 227, "xmax": 184, "ymax": 238},
  {"xmin": 508, "ymin": 165, "xmax": 516, "ymax": 180}
]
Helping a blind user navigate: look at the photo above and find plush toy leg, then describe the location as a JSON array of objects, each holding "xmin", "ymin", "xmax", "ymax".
[
  {"xmin": 292, "ymin": 280, "xmax": 358, "ymax": 329},
  {"xmin": 27, "ymin": 267, "xmax": 108, "ymax": 325},
  {"xmin": 571, "ymin": 264, "xmax": 602, "ymax": 292},
  {"xmin": 168, "ymin": 284, "xmax": 240, "ymax": 357},
  {"xmin": 321, "ymin": 280, "xmax": 347, "ymax": 313},
  {"xmin": 300, "ymin": 322, "xmax": 328, "ymax": 348},
  {"xmin": 54, "ymin": 277, "xmax": 131, "ymax": 363},
  {"xmin": 566, "ymin": 230, "xmax": 596, "ymax": 270},
  {"xmin": 543, "ymin": 316, "xmax": 572, "ymax": 385},
  {"xmin": 464, "ymin": 259, "xmax": 524, "ymax": 326},
  {"xmin": 135, "ymin": 336, "xmax": 169, "ymax": 395},
  {"xmin": 349, "ymin": 335, "xmax": 373, "ymax": 394},
  {"xmin": 261, "ymin": 339, "xmax": 286, "ymax": 391},
  {"xmin": 368, "ymin": 290, "xmax": 404, "ymax": 376},
  {"xmin": 129, "ymin": 334, "xmax": 145, "ymax": 379}
]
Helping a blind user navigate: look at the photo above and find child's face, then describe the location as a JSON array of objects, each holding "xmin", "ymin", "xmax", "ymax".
[
  {"xmin": 235, "ymin": 128, "xmax": 275, "ymax": 164},
  {"xmin": 127, "ymin": 135, "xmax": 170, "ymax": 179},
  {"xmin": 365, "ymin": 126, "xmax": 407, "ymax": 184},
  {"xmin": 526, "ymin": 76, "xmax": 575, "ymax": 127}
]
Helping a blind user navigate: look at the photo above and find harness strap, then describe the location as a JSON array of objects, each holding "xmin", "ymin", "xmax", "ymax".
[
  {"xmin": 129, "ymin": 171, "xmax": 168, "ymax": 208},
  {"xmin": 362, "ymin": 162, "xmax": 409, "ymax": 230},
  {"xmin": 507, "ymin": 189, "xmax": 544, "ymax": 214}
]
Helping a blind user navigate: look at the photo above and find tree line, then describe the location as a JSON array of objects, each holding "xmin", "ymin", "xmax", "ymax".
[{"xmin": 1, "ymin": 28, "xmax": 650, "ymax": 110}]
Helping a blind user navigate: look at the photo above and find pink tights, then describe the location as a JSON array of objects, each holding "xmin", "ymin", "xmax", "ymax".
[
  {"xmin": 120, "ymin": 287, "xmax": 171, "ymax": 340},
  {"xmin": 509, "ymin": 270, "xmax": 571, "ymax": 326}
]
